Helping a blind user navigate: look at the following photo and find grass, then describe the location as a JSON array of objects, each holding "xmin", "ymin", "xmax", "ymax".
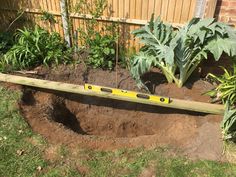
[
  {"xmin": 0, "ymin": 86, "xmax": 236, "ymax": 177},
  {"xmin": 0, "ymin": 87, "xmax": 81, "ymax": 177}
]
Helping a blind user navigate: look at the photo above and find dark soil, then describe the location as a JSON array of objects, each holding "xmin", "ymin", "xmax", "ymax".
[{"xmin": 6, "ymin": 63, "xmax": 226, "ymax": 161}]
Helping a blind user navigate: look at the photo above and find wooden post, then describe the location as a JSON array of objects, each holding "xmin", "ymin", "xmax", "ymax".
[
  {"xmin": 204, "ymin": 0, "xmax": 218, "ymax": 18},
  {"xmin": 195, "ymin": 0, "xmax": 207, "ymax": 18},
  {"xmin": 60, "ymin": 0, "xmax": 71, "ymax": 47},
  {"xmin": 194, "ymin": 0, "xmax": 217, "ymax": 18},
  {"xmin": 0, "ymin": 73, "xmax": 225, "ymax": 115}
]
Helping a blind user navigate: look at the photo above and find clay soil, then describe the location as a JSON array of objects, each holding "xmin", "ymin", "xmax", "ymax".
[{"xmin": 12, "ymin": 63, "xmax": 225, "ymax": 161}]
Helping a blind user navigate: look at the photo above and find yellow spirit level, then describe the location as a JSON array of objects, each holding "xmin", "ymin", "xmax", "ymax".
[{"xmin": 84, "ymin": 84, "xmax": 170, "ymax": 104}]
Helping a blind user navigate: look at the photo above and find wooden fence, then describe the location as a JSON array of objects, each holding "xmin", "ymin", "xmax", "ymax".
[{"xmin": 0, "ymin": 0, "xmax": 217, "ymax": 49}]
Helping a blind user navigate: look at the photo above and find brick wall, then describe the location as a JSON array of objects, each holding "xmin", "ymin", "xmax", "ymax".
[{"xmin": 215, "ymin": 0, "xmax": 236, "ymax": 27}]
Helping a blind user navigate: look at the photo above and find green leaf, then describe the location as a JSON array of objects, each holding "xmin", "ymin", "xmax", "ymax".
[
  {"xmin": 104, "ymin": 48, "xmax": 110, "ymax": 55},
  {"xmin": 130, "ymin": 52, "xmax": 156, "ymax": 89},
  {"xmin": 222, "ymin": 102, "xmax": 236, "ymax": 140}
]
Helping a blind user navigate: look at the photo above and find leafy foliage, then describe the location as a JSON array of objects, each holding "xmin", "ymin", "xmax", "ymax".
[
  {"xmin": 87, "ymin": 33, "xmax": 116, "ymax": 69},
  {"xmin": 119, "ymin": 47, "xmax": 136, "ymax": 70},
  {"xmin": 131, "ymin": 16, "xmax": 236, "ymax": 88},
  {"xmin": 222, "ymin": 102, "xmax": 236, "ymax": 141},
  {"xmin": 41, "ymin": 11, "xmax": 57, "ymax": 24},
  {"xmin": 206, "ymin": 61, "xmax": 236, "ymax": 105},
  {"xmin": 131, "ymin": 52, "xmax": 157, "ymax": 88},
  {"xmin": 1, "ymin": 26, "xmax": 71, "ymax": 71},
  {"xmin": 75, "ymin": 0, "xmax": 118, "ymax": 70}
]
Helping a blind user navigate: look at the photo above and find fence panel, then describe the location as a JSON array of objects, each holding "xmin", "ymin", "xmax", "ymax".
[{"xmin": 0, "ymin": 0, "xmax": 198, "ymax": 48}]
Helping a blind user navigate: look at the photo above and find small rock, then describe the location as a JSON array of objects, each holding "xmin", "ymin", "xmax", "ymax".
[
  {"xmin": 16, "ymin": 149, "xmax": 25, "ymax": 156},
  {"xmin": 37, "ymin": 166, "xmax": 42, "ymax": 171}
]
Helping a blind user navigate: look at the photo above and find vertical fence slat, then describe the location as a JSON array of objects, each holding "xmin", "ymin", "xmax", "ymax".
[
  {"xmin": 148, "ymin": 0, "xmax": 155, "ymax": 19},
  {"xmin": 188, "ymin": 0, "xmax": 197, "ymax": 19},
  {"xmin": 140, "ymin": 0, "xmax": 148, "ymax": 20},
  {"xmin": 173, "ymin": 0, "xmax": 183, "ymax": 23},
  {"xmin": 167, "ymin": 0, "xmax": 176, "ymax": 22},
  {"xmin": 154, "ymin": 0, "xmax": 162, "ymax": 17},
  {"xmin": 180, "ymin": 0, "xmax": 191, "ymax": 23},
  {"xmin": 204, "ymin": 0, "xmax": 217, "ymax": 18}
]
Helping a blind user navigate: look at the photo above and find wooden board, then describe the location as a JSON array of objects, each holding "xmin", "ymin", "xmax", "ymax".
[{"xmin": 0, "ymin": 73, "xmax": 225, "ymax": 115}]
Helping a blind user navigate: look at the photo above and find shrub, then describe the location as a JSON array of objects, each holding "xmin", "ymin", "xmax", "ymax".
[
  {"xmin": 75, "ymin": 0, "xmax": 118, "ymax": 70},
  {"xmin": 86, "ymin": 33, "xmax": 116, "ymax": 69},
  {"xmin": 131, "ymin": 16, "xmax": 236, "ymax": 89},
  {"xmin": 1, "ymin": 26, "xmax": 71, "ymax": 71}
]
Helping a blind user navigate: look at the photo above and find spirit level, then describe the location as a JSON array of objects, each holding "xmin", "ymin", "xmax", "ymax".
[{"xmin": 84, "ymin": 84, "xmax": 170, "ymax": 104}]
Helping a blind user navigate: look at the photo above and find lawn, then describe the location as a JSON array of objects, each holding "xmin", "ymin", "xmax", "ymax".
[{"xmin": 0, "ymin": 86, "xmax": 236, "ymax": 177}]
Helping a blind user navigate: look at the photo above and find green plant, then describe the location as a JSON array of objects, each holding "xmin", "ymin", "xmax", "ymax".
[
  {"xmin": 75, "ymin": 0, "xmax": 118, "ymax": 70},
  {"xmin": 131, "ymin": 16, "xmax": 236, "ymax": 88},
  {"xmin": 1, "ymin": 26, "xmax": 71, "ymax": 71},
  {"xmin": 87, "ymin": 33, "xmax": 116, "ymax": 69},
  {"xmin": 206, "ymin": 61, "xmax": 236, "ymax": 105},
  {"xmin": 41, "ymin": 11, "xmax": 57, "ymax": 24},
  {"xmin": 221, "ymin": 102, "xmax": 236, "ymax": 141},
  {"xmin": 119, "ymin": 46, "xmax": 136, "ymax": 70}
]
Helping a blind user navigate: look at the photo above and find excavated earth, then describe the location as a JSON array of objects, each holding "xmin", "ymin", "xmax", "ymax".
[{"xmin": 5, "ymin": 61, "xmax": 228, "ymax": 161}]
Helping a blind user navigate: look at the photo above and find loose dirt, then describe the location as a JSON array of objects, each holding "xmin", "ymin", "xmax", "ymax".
[{"xmin": 10, "ymin": 63, "xmax": 225, "ymax": 161}]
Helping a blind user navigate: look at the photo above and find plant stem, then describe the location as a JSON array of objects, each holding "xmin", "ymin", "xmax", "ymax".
[
  {"xmin": 161, "ymin": 64, "xmax": 178, "ymax": 84},
  {"xmin": 6, "ymin": 11, "xmax": 24, "ymax": 32},
  {"xmin": 115, "ymin": 27, "xmax": 119, "ymax": 88}
]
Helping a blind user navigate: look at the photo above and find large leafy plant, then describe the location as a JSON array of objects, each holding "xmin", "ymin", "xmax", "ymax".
[
  {"xmin": 1, "ymin": 26, "xmax": 70, "ymax": 71},
  {"xmin": 131, "ymin": 16, "xmax": 236, "ymax": 88}
]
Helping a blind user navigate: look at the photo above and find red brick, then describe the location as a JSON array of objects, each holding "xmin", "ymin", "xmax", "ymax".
[
  {"xmin": 229, "ymin": 1, "xmax": 236, "ymax": 7},
  {"xmin": 228, "ymin": 8, "xmax": 236, "ymax": 15},
  {"xmin": 220, "ymin": 1, "xmax": 229, "ymax": 7},
  {"xmin": 216, "ymin": 7, "xmax": 228, "ymax": 15}
]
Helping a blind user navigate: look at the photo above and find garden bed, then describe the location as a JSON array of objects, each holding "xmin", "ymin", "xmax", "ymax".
[{"xmin": 11, "ymin": 63, "xmax": 225, "ymax": 161}]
